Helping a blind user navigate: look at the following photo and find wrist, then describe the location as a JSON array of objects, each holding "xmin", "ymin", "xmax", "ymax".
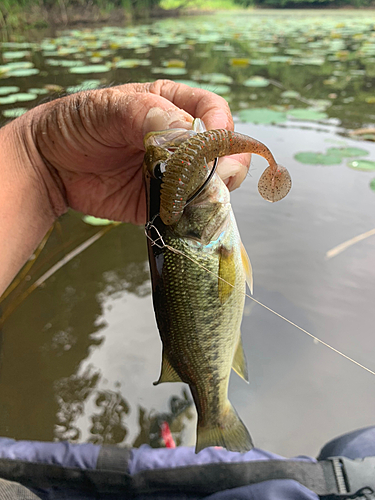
[{"xmin": 0, "ymin": 114, "xmax": 58, "ymax": 295}]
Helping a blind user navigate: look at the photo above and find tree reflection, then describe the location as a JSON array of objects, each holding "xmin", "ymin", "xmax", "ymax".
[
  {"xmin": 54, "ymin": 365, "xmax": 101, "ymax": 441},
  {"xmin": 0, "ymin": 213, "xmax": 149, "ymax": 441},
  {"xmin": 88, "ymin": 389, "xmax": 129, "ymax": 445},
  {"xmin": 133, "ymin": 389, "xmax": 193, "ymax": 448}
]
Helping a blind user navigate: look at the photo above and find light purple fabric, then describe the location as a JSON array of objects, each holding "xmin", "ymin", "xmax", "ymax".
[
  {"xmin": 129, "ymin": 445, "xmax": 316, "ymax": 475},
  {"xmin": 0, "ymin": 438, "xmax": 100, "ymax": 470}
]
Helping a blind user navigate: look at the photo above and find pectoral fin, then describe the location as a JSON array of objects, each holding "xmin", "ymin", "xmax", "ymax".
[
  {"xmin": 153, "ymin": 352, "xmax": 182, "ymax": 385},
  {"xmin": 232, "ymin": 336, "xmax": 249, "ymax": 383},
  {"xmin": 218, "ymin": 246, "xmax": 236, "ymax": 304},
  {"xmin": 240, "ymin": 241, "xmax": 253, "ymax": 295}
]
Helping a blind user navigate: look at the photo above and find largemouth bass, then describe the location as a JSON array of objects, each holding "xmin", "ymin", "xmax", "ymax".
[{"xmin": 143, "ymin": 123, "xmax": 291, "ymax": 453}]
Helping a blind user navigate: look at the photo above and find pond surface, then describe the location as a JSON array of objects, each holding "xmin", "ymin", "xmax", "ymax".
[{"xmin": 1, "ymin": 9, "xmax": 375, "ymax": 458}]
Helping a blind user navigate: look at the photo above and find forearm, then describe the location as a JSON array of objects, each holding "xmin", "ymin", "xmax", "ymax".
[{"xmin": 0, "ymin": 116, "xmax": 56, "ymax": 296}]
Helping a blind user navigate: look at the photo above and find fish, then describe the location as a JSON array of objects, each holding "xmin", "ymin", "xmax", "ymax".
[{"xmin": 143, "ymin": 122, "xmax": 291, "ymax": 453}]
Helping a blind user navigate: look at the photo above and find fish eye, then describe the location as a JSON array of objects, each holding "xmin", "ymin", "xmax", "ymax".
[{"xmin": 153, "ymin": 161, "xmax": 166, "ymax": 180}]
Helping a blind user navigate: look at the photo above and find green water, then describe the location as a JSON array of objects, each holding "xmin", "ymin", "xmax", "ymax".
[{"xmin": 1, "ymin": 10, "xmax": 375, "ymax": 457}]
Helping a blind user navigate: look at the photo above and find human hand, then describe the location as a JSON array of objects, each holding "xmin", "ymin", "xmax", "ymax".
[{"xmin": 13, "ymin": 80, "xmax": 250, "ymax": 226}]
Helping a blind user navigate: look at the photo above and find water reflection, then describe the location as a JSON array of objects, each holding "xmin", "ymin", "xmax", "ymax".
[
  {"xmin": 0, "ymin": 214, "xmax": 150, "ymax": 441},
  {"xmin": 88, "ymin": 388, "xmax": 130, "ymax": 445},
  {"xmin": 55, "ymin": 365, "xmax": 101, "ymax": 441},
  {"xmin": 133, "ymin": 389, "xmax": 193, "ymax": 448}
]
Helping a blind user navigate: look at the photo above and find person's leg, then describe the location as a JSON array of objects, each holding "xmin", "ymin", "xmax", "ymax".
[
  {"xmin": 0, "ymin": 478, "xmax": 42, "ymax": 500},
  {"xmin": 318, "ymin": 426, "xmax": 375, "ymax": 460}
]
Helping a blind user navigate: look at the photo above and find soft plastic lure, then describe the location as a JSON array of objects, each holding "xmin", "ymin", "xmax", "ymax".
[{"xmin": 159, "ymin": 129, "xmax": 292, "ymax": 225}]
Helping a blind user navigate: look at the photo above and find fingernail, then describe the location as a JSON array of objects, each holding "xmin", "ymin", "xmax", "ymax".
[
  {"xmin": 217, "ymin": 157, "xmax": 249, "ymax": 191},
  {"xmin": 143, "ymin": 107, "xmax": 194, "ymax": 136}
]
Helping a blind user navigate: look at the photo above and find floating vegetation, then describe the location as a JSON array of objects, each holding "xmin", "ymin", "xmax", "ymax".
[
  {"xmin": 0, "ymin": 86, "xmax": 20, "ymax": 96},
  {"xmin": 151, "ymin": 67, "xmax": 187, "ymax": 76},
  {"xmin": 295, "ymin": 147, "xmax": 370, "ymax": 166},
  {"xmin": 198, "ymin": 73, "xmax": 233, "ymax": 84},
  {"xmin": 163, "ymin": 59, "xmax": 186, "ymax": 68},
  {"xmin": 27, "ymin": 88, "xmax": 49, "ymax": 95},
  {"xmin": 287, "ymin": 109, "xmax": 329, "ymax": 121},
  {"xmin": 243, "ymin": 76, "xmax": 270, "ymax": 88},
  {"xmin": 69, "ymin": 64, "xmax": 111, "ymax": 74},
  {"xmin": 2, "ymin": 107, "xmax": 28, "ymax": 118},
  {"xmin": 66, "ymin": 79, "xmax": 102, "ymax": 93},
  {"xmin": 115, "ymin": 59, "xmax": 151, "ymax": 68},
  {"xmin": 0, "ymin": 12, "xmax": 375, "ymax": 131},
  {"xmin": 82, "ymin": 215, "xmax": 115, "ymax": 226},
  {"xmin": 348, "ymin": 160, "xmax": 375, "ymax": 172},
  {"xmin": 0, "ymin": 92, "xmax": 37, "ymax": 105},
  {"xmin": 2, "ymin": 51, "xmax": 30, "ymax": 60},
  {"xmin": 370, "ymin": 179, "xmax": 375, "ymax": 192},
  {"xmin": 281, "ymin": 90, "xmax": 300, "ymax": 99},
  {"xmin": 6, "ymin": 68, "xmax": 40, "ymax": 77},
  {"xmin": 238, "ymin": 108, "xmax": 287, "ymax": 125}
]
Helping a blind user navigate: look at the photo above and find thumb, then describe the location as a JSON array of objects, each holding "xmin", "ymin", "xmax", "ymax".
[{"xmin": 142, "ymin": 106, "xmax": 194, "ymax": 137}]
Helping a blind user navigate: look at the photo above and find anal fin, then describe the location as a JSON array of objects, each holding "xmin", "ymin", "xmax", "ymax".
[
  {"xmin": 232, "ymin": 335, "xmax": 249, "ymax": 383},
  {"xmin": 153, "ymin": 352, "xmax": 182, "ymax": 385}
]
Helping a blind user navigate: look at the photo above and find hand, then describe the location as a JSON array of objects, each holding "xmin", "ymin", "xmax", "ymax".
[
  {"xmin": 18, "ymin": 80, "xmax": 250, "ymax": 226},
  {"xmin": 0, "ymin": 80, "xmax": 250, "ymax": 295}
]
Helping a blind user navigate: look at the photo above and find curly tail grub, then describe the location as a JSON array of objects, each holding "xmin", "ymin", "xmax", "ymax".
[{"xmin": 160, "ymin": 129, "xmax": 291, "ymax": 225}]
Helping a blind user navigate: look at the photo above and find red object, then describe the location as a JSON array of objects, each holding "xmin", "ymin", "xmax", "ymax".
[{"xmin": 160, "ymin": 421, "xmax": 176, "ymax": 448}]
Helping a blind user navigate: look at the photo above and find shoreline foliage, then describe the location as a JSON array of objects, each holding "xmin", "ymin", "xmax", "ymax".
[{"xmin": 2, "ymin": 0, "xmax": 375, "ymax": 32}]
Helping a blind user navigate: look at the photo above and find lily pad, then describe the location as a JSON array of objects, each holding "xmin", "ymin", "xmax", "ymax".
[
  {"xmin": 0, "ymin": 86, "xmax": 20, "ymax": 96},
  {"xmin": 243, "ymin": 76, "xmax": 269, "ymax": 87},
  {"xmin": 294, "ymin": 151, "xmax": 343, "ymax": 165},
  {"xmin": 2, "ymin": 51, "xmax": 30, "ymax": 59},
  {"xmin": 27, "ymin": 88, "xmax": 49, "ymax": 95},
  {"xmin": 0, "ymin": 92, "xmax": 37, "ymax": 104},
  {"xmin": 370, "ymin": 178, "xmax": 375, "ymax": 191},
  {"xmin": 238, "ymin": 108, "xmax": 287, "ymax": 125},
  {"xmin": 151, "ymin": 67, "xmax": 187, "ymax": 76},
  {"xmin": 199, "ymin": 73, "xmax": 233, "ymax": 84},
  {"xmin": 327, "ymin": 147, "xmax": 369, "ymax": 158},
  {"xmin": 288, "ymin": 108, "xmax": 328, "ymax": 121},
  {"xmin": 199, "ymin": 84, "xmax": 230, "ymax": 95},
  {"xmin": 249, "ymin": 57, "xmax": 268, "ymax": 65},
  {"xmin": 163, "ymin": 59, "xmax": 186, "ymax": 68},
  {"xmin": 281, "ymin": 90, "xmax": 300, "ymax": 99},
  {"xmin": 115, "ymin": 58, "xmax": 151, "ymax": 68},
  {"xmin": 66, "ymin": 79, "xmax": 102, "ymax": 93},
  {"xmin": 230, "ymin": 58, "xmax": 250, "ymax": 67},
  {"xmin": 3, "ymin": 61, "xmax": 34, "ymax": 70},
  {"xmin": 46, "ymin": 59, "xmax": 85, "ymax": 68},
  {"xmin": 69, "ymin": 64, "xmax": 111, "ymax": 74},
  {"xmin": 82, "ymin": 215, "xmax": 114, "ymax": 226},
  {"xmin": 2, "ymin": 107, "xmax": 28, "ymax": 118},
  {"xmin": 348, "ymin": 159, "xmax": 375, "ymax": 171},
  {"xmin": 8, "ymin": 68, "xmax": 40, "ymax": 77}
]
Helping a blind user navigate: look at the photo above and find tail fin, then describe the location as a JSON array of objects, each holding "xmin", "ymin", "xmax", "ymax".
[{"xmin": 195, "ymin": 402, "xmax": 253, "ymax": 453}]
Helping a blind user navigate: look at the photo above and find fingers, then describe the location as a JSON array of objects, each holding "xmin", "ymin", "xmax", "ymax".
[
  {"xmin": 91, "ymin": 81, "xmax": 234, "ymax": 151},
  {"xmin": 132, "ymin": 80, "xmax": 234, "ymax": 131},
  {"xmin": 217, "ymin": 153, "xmax": 252, "ymax": 191}
]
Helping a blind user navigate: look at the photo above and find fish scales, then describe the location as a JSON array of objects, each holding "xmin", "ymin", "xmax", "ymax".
[{"xmin": 161, "ymin": 218, "xmax": 245, "ymax": 420}]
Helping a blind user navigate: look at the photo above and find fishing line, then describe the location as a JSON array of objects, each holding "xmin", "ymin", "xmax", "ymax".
[{"xmin": 146, "ymin": 225, "xmax": 375, "ymax": 377}]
